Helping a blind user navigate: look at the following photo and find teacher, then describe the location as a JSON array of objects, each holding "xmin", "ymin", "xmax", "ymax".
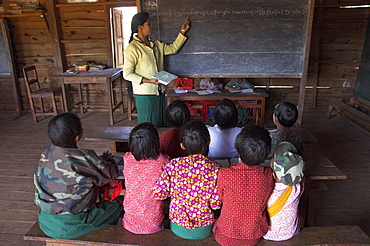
[{"xmin": 123, "ymin": 12, "xmax": 190, "ymax": 126}]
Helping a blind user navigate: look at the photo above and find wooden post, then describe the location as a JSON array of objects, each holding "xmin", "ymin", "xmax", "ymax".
[
  {"xmin": 297, "ymin": 0, "xmax": 315, "ymax": 126},
  {"xmin": 0, "ymin": 18, "xmax": 22, "ymax": 117},
  {"xmin": 311, "ymin": 4, "xmax": 323, "ymax": 108},
  {"xmin": 44, "ymin": 0, "xmax": 65, "ymax": 79}
]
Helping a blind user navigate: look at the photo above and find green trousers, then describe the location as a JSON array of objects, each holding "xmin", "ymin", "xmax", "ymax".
[
  {"xmin": 135, "ymin": 94, "xmax": 167, "ymax": 127},
  {"xmin": 38, "ymin": 199, "xmax": 122, "ymax": 239}
]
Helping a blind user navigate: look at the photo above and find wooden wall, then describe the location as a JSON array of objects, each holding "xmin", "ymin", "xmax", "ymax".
[{"xmin": 0, "ymin": 0, "xmax": 369, "ymax": 112}]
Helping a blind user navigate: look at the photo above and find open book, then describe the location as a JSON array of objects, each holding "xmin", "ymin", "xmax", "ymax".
[
  {"xmin": 174, "ymin": 89, "xmax": 197, "ymax": 93},
  {"xmin": 152, "ymin": 71, "xmax": 178, "ymax": 85},
  {"xmin": 228, "ymin": 88, "xmax": 254, "ymax": 93},
  {"xmin": 197, "ymin": 89, "xmax": 222, "ymax": 95}
]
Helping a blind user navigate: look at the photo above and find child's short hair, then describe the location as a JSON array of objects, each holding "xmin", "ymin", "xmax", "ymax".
[
  {"xmin": 235, "ymin": 125, "xmax": 271, "ymax": 166},
  {"xmin": 213, "ymin": 98, "xmax": 238, "ymax": 129},
  {"xmin": 165, "ymin": 100, "xmax": 190, "ymax": 128},
  {"xmin": 210, "ymin": 78, "xmax": 222, "ymax": 85},
  {"xmin": 129, "ymin": 122, "xmax": 160, "ymax": 161},
  {"xmin": 181, "ymin": 121, "xmax": 210, "ymax": 156},
  {"xmin": 273, "ymin": 142, "xmax": 305, "ymax": 186},
  {"xmin": 274, "ymin": 102, "xmax": 298, "ymax": 127},
  {"xmin": 48, "ymin": 112, "xmax": 82, "ymax": 148}
]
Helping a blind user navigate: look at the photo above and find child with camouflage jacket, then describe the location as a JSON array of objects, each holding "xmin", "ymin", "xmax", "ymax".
[{"xmin": 34, "ymin": 112, "xmax": 122, "ymax": 239}]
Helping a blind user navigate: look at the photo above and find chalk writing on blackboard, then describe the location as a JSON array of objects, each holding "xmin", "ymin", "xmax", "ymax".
[
  {"xmin": 150, "ymin": 7, "xmax": 306, "ymax": 18},
  {"xmin": 142, "ymin": 0, "xmax": 310, "ymax": 77}
]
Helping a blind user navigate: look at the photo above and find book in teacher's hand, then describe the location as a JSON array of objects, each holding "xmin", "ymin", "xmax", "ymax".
[{"xmin": 152, "ymin": 71, "xmax": 178, "ymax": 85}]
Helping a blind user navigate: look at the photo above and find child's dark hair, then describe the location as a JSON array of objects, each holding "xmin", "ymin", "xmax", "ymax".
[
  {"xmin": 181, "ymin": 121, "xmax": 210, "ymax": 156},
  {"xmin": 210, "ymin": 78, "xmax": 222, "ymax": 85},
  {"xmin": 165, "ymin": 100, "xmax": 190, "ymax": 128},
  {"xmin": 48, "ymin": 112, "xmax": 82, "ymax": 148},
  {"xmin": 235, "ymin": 125, "xmax": 271, "ymax": 166},
  {"xmin": 274, "ymin": 102, "xmax": 298, "ymax": 127},
  {"xmin": 129, "ymin": 122, "xmax": 160, "ymax": 161},
  {"xmin": 213, "ymin": 98, "xmax": 238, "ymax": 130},
  {"xmin": 129, "ymin": 12, "xmax": 149, "ymax": 43}
]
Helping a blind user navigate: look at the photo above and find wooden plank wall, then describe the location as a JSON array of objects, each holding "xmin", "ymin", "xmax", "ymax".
[{"xmin": 0, "ymin": 0, "xmax": 368, "ymax": 111}]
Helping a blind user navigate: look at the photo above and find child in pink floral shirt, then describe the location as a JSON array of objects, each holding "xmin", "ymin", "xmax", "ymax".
[
  {"xmin": 154, "ymin": 121, "xmax": 221, "ymax": 239},
  {"xmin": 123, "ymin": 122, "xmax": 169, "ymax": 234}
]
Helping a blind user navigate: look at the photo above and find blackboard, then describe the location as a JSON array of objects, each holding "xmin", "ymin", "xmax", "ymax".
[
  {"xmin": 354, "ymin": 16, "xmax": 370, "ymax": 101},
  {"xmin": 141, "ymin": 0, "xmax": 310, "ymax": 78},
  {"xmin": 0, "ymin": 28, "xmax": 11, "ymax": 77}
]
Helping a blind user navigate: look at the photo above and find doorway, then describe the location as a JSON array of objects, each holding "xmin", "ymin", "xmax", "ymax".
[{"xmin": 111, "ymin": 6, "xmax": 137, "ymax": 68}]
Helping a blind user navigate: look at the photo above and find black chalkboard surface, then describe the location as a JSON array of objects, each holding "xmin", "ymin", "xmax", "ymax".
[
  {"xmin": 355, "ymin": 16, "xmax": 370, "ymax": 101},
  {"xmin": 141, "ymin": 0, "xmax": 310, "ymax": 78},
  {"xmin": 0, "ymin": 29, "xmax": 10, "ymax": 76}
]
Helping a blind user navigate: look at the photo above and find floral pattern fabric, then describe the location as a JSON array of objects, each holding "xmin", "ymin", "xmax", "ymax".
[{"xmin": 154, "ymin": 154, "xmax": 221, "ymax": 229}]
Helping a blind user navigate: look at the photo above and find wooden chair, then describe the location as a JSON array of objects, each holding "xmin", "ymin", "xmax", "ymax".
[{"xmin": 22, "ymin": 66, "xmax": 64, "ymax": 122}]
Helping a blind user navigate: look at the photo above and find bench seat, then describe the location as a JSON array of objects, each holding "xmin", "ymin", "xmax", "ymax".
[
  {"xmin": 24, "ymin": 222, "xmax": 370, "ymax": 246},
  {"xmin": 350, "ymin": 97, "xmax": 370, "ymax": 113},
  {"xmin": 326, "ymin": 98, "xmax": 370, "ymax": 134}
]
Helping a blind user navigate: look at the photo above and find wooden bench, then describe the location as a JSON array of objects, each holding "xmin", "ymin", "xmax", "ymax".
[
  {"xmin": 24, "ymin": 222, "xmax": 370, "ymax": 246},
  {"xmin": 350, "ymin": 97, "xmax": 370, "ymax": 114},
  {"xmin": 326, "ymin": 98, "xmax": 370, "ymax": 134}
]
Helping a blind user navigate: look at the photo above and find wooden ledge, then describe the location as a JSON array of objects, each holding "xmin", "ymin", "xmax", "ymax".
[{"xmin": 24, "ymin": 221, "xmax": 370, "ymax": 246}]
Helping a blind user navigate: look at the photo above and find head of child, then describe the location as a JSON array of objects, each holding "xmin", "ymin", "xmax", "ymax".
[
  {"xmin": 213, "ymin": 99, "xmax": 238, "ymax": 130},
  {"xmin": 270, "ymin": 142, "xmax": 305, "ymax": 185},
  {"xmin": 48, "ymin": 112, "xmax": 83, "ymax": 148},
  {"xmin": 129, "ymin": 122, "xmax": 160, "ymax": 161},
  {"xmin": 180, "ymin": 121, "xmax": 210, "ymax": 156},
  {"xmin": 210, "ymin": 78, "xmax": 222, "ymax": 86},
  {"xmin": 273, "ymin": 102, "xmax": 298, "ymax": 129},
  {"xmin": 165, "ymin": 100, "xmax": 190, "ymax": 128},
  {"xmin": 234, "ymin": 125, "xmax": 271, "ymax": 166}
]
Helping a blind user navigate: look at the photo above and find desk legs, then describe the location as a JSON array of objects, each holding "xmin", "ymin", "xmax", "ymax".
[
  {"xmin": 106, "ymin": 77, "xmax": 124, "ymax": 125},
  {"xmin": 118, "ymin": 77, "xmax": 124, "ymax": 114},
  {"xmin": 260, "ymin": 97, "xmax": 266, "ymax": 127},
  {"xmin": 61, "ymin": 83, "xmax": 68, "ymax": 112},
  {"xmin": 77, "ymin": 84, "xmax": 84, "ymax": 113},
  {"xmin": 107, "ymin": 80, "xmax": 114, "ymax": 125}
]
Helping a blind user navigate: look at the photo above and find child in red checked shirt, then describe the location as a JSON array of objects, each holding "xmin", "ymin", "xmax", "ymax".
[
  {"xmin": 213, "ymin": 125, "xmax": 275, "ymax": 246},
  {"xmin": 154, "ymin": 121, "xmax": 221, "ymax": 240}
]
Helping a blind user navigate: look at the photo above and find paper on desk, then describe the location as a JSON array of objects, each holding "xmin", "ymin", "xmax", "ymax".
[
  {"xmin": 196, "ymin": 90, "xmax": 222, "ymax": 95},
  {"xmin": 228, "ymin": 88, "xmax": 254, "ymax": 93},
  {"xmin": 174, "ymin": 89, "xmax": 198, "ymax": 93}
]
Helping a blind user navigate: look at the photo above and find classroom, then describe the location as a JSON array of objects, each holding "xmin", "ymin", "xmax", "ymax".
[{"xmin": 0, "ymin": 0, "xmax": 370, "ymax": 245}]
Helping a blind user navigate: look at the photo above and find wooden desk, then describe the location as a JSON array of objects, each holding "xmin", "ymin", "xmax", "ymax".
[
  {"xmin": 166, "ymin": 89, "xmax": 269, "ymax": 127},
  {"xmin": 56, "ymin": 68, "xmax": 124, "ymax": 125},
  {"xmin": 85, "ymin": 125, "xmax": 168, "ymax": 155}
]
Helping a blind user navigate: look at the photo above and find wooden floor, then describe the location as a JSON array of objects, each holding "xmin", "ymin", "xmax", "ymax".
[{"xmin": 1, "ymin": 107, "xmax": 369, "ymax": 246}]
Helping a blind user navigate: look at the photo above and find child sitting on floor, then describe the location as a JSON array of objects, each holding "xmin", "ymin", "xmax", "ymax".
[
  {"xmin": 213, "ymin": 124, "xmax": 274, "ymax": 246},
  {"xmin": 160, "ymin": 100, "xmax": 190, "ymax": 158},
  {"xmin": 207, "ymin": 99, "xmax": 242, "ymax": 160},
  {"xmin": 154, "ymin": 121, "xmax": 221, "ymax": 240},
  {"xmin": 264, "ymin": 141, "xmax": 305, "ymax": 241},
  {"xmin": 34, "ymin": 112, "xmax": 122, "ymax": 239},
  {"xmin": 268, "ymin": 102, "xmax": 304, "ymax": 158},
  {"xmin": 123, "ymin": 122, "xmax": 169, "ymax": 234}
]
